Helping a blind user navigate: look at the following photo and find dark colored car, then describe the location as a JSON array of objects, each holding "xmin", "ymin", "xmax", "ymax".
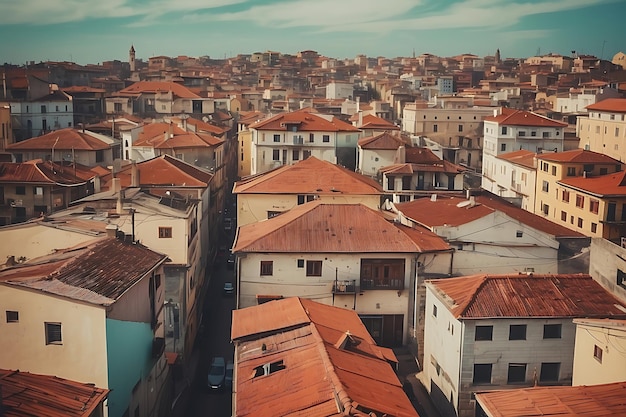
[
  {"xmin": 223, "ymin": 282, "xmax": 234, "ymax": 295},
  {"xmin": 225, "ymin": 360, "xmax": 234, "ymax": 390},
  {"xmin": 207, "ymin": 356, "xmax": 226, "ymax": 390}
]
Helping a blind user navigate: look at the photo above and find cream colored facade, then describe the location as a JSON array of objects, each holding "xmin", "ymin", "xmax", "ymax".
[
  {"xmin": 0, "ymin": 284, "xmax": 109, "ymax": 388},
  {"xmin": 482, "ymin": 153, "xmax": 536, "ymax": 211},
  {"xmin": 534, "ymin": 157, "xmax": 622, "ymax": 238},
  {"xmin": 401, "ymin": 105, "xmax": 494, "ymax": 137},
  {"xmin": 572, "ymin": 319, "xmax": 626, "ymax": 386},
  {"xmin": 358, "ymin": 146, "xmax": 398, "ymax": 178},
  {"xmin": 236, "ymin": 193, "xmax": 381, "ymax": 227},
  {"xmin": 577, "ymin": 106, "xmax": 626, "ymax": 162},
  {"xmin": 237, "ymin": 129, "xmax": 253, "ymax": 178}
]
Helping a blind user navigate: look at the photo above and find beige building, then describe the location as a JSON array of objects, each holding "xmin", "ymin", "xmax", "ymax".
[
  {"xmin": 233, "ymin": 156, "xmax": 382, "ymax": 227},
  {"xmin": 534, "ymin": 149, "xmax": 623, "ymax": 238},
  {"xmin": 572, "ymin": 318, "xmax": 626, "ymax": 386},
  {"xmin": 577, "ymin": 98, "xmax": 626, "ymax": 162}
]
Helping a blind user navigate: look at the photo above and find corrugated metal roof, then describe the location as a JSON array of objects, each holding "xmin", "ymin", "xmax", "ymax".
[
  {"xmin": 231, "ymin": 297, "xmax": 418, "ymax": 417},
  {"xmin": 233, "ymin": 156, "xmax": 382, "ymax": 195},
  {"xmin": 233, "ymin": 201, "xmax": 450, "ymax": 253},
  {"xmin": 426, "ymin": 274, "xmax": 626, "ymax": 319},
  {"xmin": 0, "ymin": 237, "xmax": 167, "ymax": 305},
  {"xmin": 0, "ymin": 368, "xmax": 109, "ymax": 417},
  {"xmin": 476, "ymin": 381, "xmax": 626, "ymax": 417}
]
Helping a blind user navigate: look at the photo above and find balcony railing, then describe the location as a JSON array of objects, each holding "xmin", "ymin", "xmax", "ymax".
[
  {"xmin": 332, "ymin": 280, "xmax": 358, "ymax": 294},
  {"xmin": 361, "ymin": 278, "xmax": 404, "ymax": 291}
]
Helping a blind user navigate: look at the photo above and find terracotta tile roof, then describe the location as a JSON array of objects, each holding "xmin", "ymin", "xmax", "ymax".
[
  {"xmin": 0, "ymin": 237, "xmax": 167, "ymax": 306},
  {"xmin": 537, "ymin": 148, "xmax": 621, "ymax": 164},
  {"xmin": 0, "ymin": 160, "xmax": 92, "ymax": 185},
  {"xmin": 484, "ymin": 107, "xmax": 567, "ymax": 127},
  {"xmin": 6, "ymin": 128, "xmax": 111, "ymax": 151},
  {"xmin": 233, "ymin": 201, "xmax": 450, "ymax": 253},
  {"xmin": 237, "ymin": 111, "xmax": 267, "ymax": 126},
  {"xmin": 559, "ymin": 170, "xmax": 626, "ymax": 197},
  {"xmin": 62, "ymin": 86, "xmax": 106, "ymax": 94},
  {"xmin": 178, "ymin": 116, "xmax": 228, "ymax": 135},
  {"xmin": 496, "ymin": 149, "xmax": 536, "ymax": 169},
  {"xmin": 100, "ymin": 155, "xmax": 213, "ymax": 189},
  {"xmin": 405, "ymin": 147, "xmax": 445, "ymax": 164},
  {"xmin": 396, "ymin": 194, "xmax": 584, "ymax": 237},
  {"xmin": 233, "ymin": 156, "xmax": 382, "ymax": 195},
  {"xmin": 381, "ymin": 160, "xmax": 465, "ymax": 175},
  {"xmin": 586, "ymin": 98, "xmax": 626, "ymax": 112},
  {"xmin": 475, "ymin": 381, "xmax": 626, "ymax": 417},
  {"xmin": 0, "ymin": 369, "xmax": 109, "ymax": 417},
  {"xmin": 427, "ymin": 273, "xmax": 626, "ymax": 319},
  {"xmin": 358, "ymin": 132, "xmax": 408, "ymax": 149},
  {"xmin": 250, "ymin": 108, "xmax": 361, "ymax": 132},
  {"xmin": 117, "ymin": 81, "xmax": 200, "ymax": 99},
  {"xmin": 231, "ymin": 297, "xmax": 418, "ymax": 417},
  {"xmin": 358, "ymin": 114, "xmax": 400, "ymax": 130}
]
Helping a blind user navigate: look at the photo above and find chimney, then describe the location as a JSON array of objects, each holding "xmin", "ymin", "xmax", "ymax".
[
  {"xmin": 356, "ymin": 96, "xmax": 360, "ymax": 112},
  {"xmin": 116, "ymin": 189, "xmax": 124, "ymax": 215},
  {"xmin": 358, "ymin": 111, "xmax": 363, "ymax": 127},
  {"xmin": 131, "ymin": 161, "xmax": 140, "ymax": 187},
  {"xmin": 395, "ymin": 145, "xmax": 406, "ymax": 164},
  {"xmin": 168, "ymin": 122, "xmax": 174, "ymax": 139},
  {"xmin": 111, "ymin": 177, "xmax": 121, "ymax": 193},
  {"xmin": 106, "ymin": 224, "xmax": 117, "ymax": 238}
]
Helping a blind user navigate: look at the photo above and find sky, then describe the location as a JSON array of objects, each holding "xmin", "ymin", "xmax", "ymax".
[{"xmin": 0, "ymin": 0, "xmax": 624, "ymax": 66}]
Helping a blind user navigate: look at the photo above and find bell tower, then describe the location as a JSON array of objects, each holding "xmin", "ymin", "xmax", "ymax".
[{"xmin": 129, "ymin": 45, "xmax": 136, "ymax": 72}]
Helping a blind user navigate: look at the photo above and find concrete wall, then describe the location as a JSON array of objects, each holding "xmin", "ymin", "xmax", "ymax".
[{"xmin": 572, "ymin": 320, "xmax": 626, "ymax": 386}]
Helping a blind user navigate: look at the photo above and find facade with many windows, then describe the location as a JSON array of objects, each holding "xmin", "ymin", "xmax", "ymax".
[
  {"xmin": 577, "ymin": 98, "xmax": 626, "ymax": 163},
  {"xmin": 423, "ymin": 274, "xmax": 626, "ymax": 417}
]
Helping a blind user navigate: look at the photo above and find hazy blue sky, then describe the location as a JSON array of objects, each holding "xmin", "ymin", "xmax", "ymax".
[{"xmin": 1, "ymin": 0, "xmax": 624, "ymax": 65}]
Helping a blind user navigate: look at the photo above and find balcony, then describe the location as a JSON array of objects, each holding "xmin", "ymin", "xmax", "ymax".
[
  {"xmin": 361, "ymin": 278, "xmax": 404, "ymax": 291},
  {"xmin": 332, "ymin": 280, "xmax": 358, "ymax": 294},
  {"xmin": 292, "ymin": 135, "xmax": 304, "ymax": 145}
]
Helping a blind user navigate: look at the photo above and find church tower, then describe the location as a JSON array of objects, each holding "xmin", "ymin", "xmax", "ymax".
[{"xmin": 129, "ymin": 45, "xmax": 136, "ymax": 72}]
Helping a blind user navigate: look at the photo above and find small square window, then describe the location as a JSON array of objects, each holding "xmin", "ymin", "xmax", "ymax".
[
  {"xmin": 475, "ymin": 325, "xmax": 493, "ymax": 341},
  {"xmin": 6, "ymin": 310, "xmax": 19, "ymax": 323},
  {"xmin": 594, "ymin": 345, "xmax": 603, "ymax": 363},
  {"xmin": 297, "ymin": 259, "xmax": 304, "ymax": 268},
  {"xmin": 516, "ymin": 231, "xmax": 523, "ymax": 238},
  {"xmin": 15, "ymin": 186, "xmax": 26, "ymax": 195},
  {"xmin": 45, "ymin": 322, "xmax": 62, "ymax": 345},
  {"xmin": 473, "ymin": 363, "xmax": 492, "ymax": 384},
  {"xmin": 260, "ymin": 261, "xmax": 273, "ymax": 276},
  {"xmin": 509, "ymin": 324, "xmax": 526, "ymax": 340},
  {"xmin": 322, "ymin": 135, "xmax": 330, "ymax": 143},
  {"xmin": 507, "ymin": 363, "xmax": 527, "ymax": 383},
  {"xmin": 306, "ymin": 260, "xmax": 322, "ymax": 276},
  {"xmin": 273, "ymin": 134, "xmax": 280, "ymax": 142},
  {"xmin": 539, "ymin": 362, "xmax": 560, "ymax": 382},
  {"xmin": 543, "ymin": 324, "xmax": 562, "ymax": 339},
  {"xmin": 158, "ymin": 227, "xmax": 172, "ymax": 238}
]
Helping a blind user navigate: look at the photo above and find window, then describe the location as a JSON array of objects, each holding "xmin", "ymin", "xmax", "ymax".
[
  {"xmin": 475, "ymin": 325, "xmax": 493, "ymax": 341},
  {"xmin": 45, "ymin": 322, "xmax": 62, "ymax": 345},
  {"xmin": 272, "ymin": 149, "xmax": 280, "ymax": 161},
  {"xmin": 551, "ymin": 166, "xmax": 556, "ymax": 176},
  {"xmin": 33, "ymin": 186, "xmax": 44, "ymax": 196},
  {"xmin": 542, "ymin": 181, "xmax": 549, "ymax": 192},
  {"xmin": 114, "ymin": 102, "xmax": 123, "ymax": 112},
  {"xmin": 260, "ymin": 261, "xmax": 273, "ymax": 276},
  {"xmin": 590, "ymin": 199, "xmax": 599, "ymax": 214},
  {"xmin": 562, "ymin": 190, "xmax": 569, "ymax": 202},
  {"xmin": 41, "ymin": 105, "xmax": 47, "ymax": 113},
  {"xmin": 543, "ymin": 131, "xmax": 549, "ymax": 138},
  {"xmin": 577, "ymin": 217, "xmax": 583, "ymax": 228},
  {"xmin": 575, "ymin": 194, "xmax": 584, "ymax": 208},
  {"xmin": 360, "ymin": 259, "xmax": 405, "ymax": 290},
  {"xmin": 531, "ymin": 131, "xmax": 537, "ymax": 137},
  {"xmin": 322, "ymin": 135, "xmax": 330, "ymax": 143},
  {"xmin": 616, "ymin": 128, "xmax": 620, "ymax": 137},
  {"xmin": 509, "ymin": 324, "xmax": 527, "ymax": 340},
  {"xmin": 309, "ymin": 133, "xmax": 314, "ymax": 143},
  {"xmin": 306, "ymin": 260, "xmax": 322, "ymax": 276},
  {"xmin": 561, "ymin": 210, "xmax": 567, "ymax": 221},
  {"xmin": 542, "ymin": 162, "xmax": 549, "ymax": 172},
  {"xmin": 6, "ymin": 310, "xmax": 18, "ymax": 323},
  {"xmin": 500, "ymin": 143, "xmax": 506, "ymax": 152},
  {"xmin": 543, "ymin": 324, "xmax": 562, "ymax": 339},
  {"xmin": 518, "ymin": 131, "xmax": 526, "ymax": 137},
  {"xmin": 507, "ymin": 363, "xmax": 527, "ymax": 383},
  {"xmin": 594, "ymin": 345, "xmax": 603, "ymax": 363},
  {"xmin": 432, "ymin": 304, "xmax": 437, "ymax": 317},
  {"xmin": 292, "ymin": 150, "xmax": 299, "ymax": 161},
  {"xmin": 617, "ymin": 269, "xmax": 626, "ymax": 288},
  {"xmin": 297, "ymin": 259, "xmax": 304, "ymax": 268},
  {"xmin": 15, "ymin": 186, "xmax": 26, "ymax": 195},
  {"xmin": 458, "ymin": 124, "xmax": 463, "ymax": 132},
  {"xmin": 158, "ymin": 227, "xmax": 172, "ymax": 238},
  {"xmin": 542, "ymin": 204, "xmax": 549, "ymax": 216},
  {"xmin": 516, "ymin": 231, "xmax": 523, "ymax": 238},
  {"xmin": 387, "ymin": 176, "xmax": 394, "ymax": 191},
  {"xmin": 591, "ymin": 222, "xmax": 597, "ymax": 233},
  {"xmin": 501, "ymin": 127, "xmax": 507, "ymax": 135},
  {"xmin": 473, "ymin": 364, "xmax": 492, "ymax": 384},
  {"xmin": 539, "ymin": 362, "xmax": 560, "ymax": 382},
  {"xmin": 95, "ymin": 150, "xmax": 104, "ymax": 163},
  {"xmin": 567, "ymin": 167, "xmax": 576, "ymax": 176},
  {"xmin": 254, "ymin": 360, "xmax": 286, "ymax": 377},
  {"xmin": 273, "ymin": 134, "xmax": 280, "ymax": 142}
]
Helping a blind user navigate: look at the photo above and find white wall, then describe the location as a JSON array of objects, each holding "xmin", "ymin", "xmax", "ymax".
[{"xmin": 572, "ymin": 321, "xmax": 626, "ymax": 385}]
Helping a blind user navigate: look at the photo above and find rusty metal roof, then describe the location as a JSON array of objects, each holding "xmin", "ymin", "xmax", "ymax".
[
  {"xmin": 0, "ymin": 237, "xmax": 167, "ymax": 306},
  {"xmin": 0, "ymin": 368, "xmax": 109, "ymax": 417},
  {"xmin": 475, "ymin": 381, "xmax": 626, "ymax": 416},
  {"xmin": 233, "ymin": 156, "xmax": 382, "ymax": 195},
  {"xmin": 233, "ymin": 201, "xmax": 450, "ymax": 253},
  {"xmin": 231, "ymin": 297, "xmax": 418, "ymax": 417},
  {"xmin": 426, "ymin": 274, "xmax": 626, "ymax": 319}
]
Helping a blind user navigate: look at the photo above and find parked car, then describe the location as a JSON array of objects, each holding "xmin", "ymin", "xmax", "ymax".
[
  {"xmin": 207, "ymin": 356, "xmax": 226, "ymax": 390},
  {"xmin": 225, "ymin": 360, "xmax": 234, "ymax": 389},
  {"xmin": 223, "ymin": 282, "xmax": 234, "ymax": 295}
]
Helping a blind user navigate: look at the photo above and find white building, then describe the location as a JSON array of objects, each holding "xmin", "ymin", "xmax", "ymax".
[
  {"xmin": 326, "ymin": 81, "xmax": 354, "ymax": 99},
  {"xmin": 423, "ymin": 273, "xmax": 626, "ymax": 417},
  {"xmin": 481, "ymin": 149, "xmax": 537, "ymax": 210},
  {"xmin": 10, "ymin": 89, "xmax": 74, "ymax": 139}
]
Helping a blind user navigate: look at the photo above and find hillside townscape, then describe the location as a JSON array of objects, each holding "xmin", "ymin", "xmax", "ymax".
[{"xmin": 1, "ymin": 47, "xmax": 626, "ymax": 417}]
